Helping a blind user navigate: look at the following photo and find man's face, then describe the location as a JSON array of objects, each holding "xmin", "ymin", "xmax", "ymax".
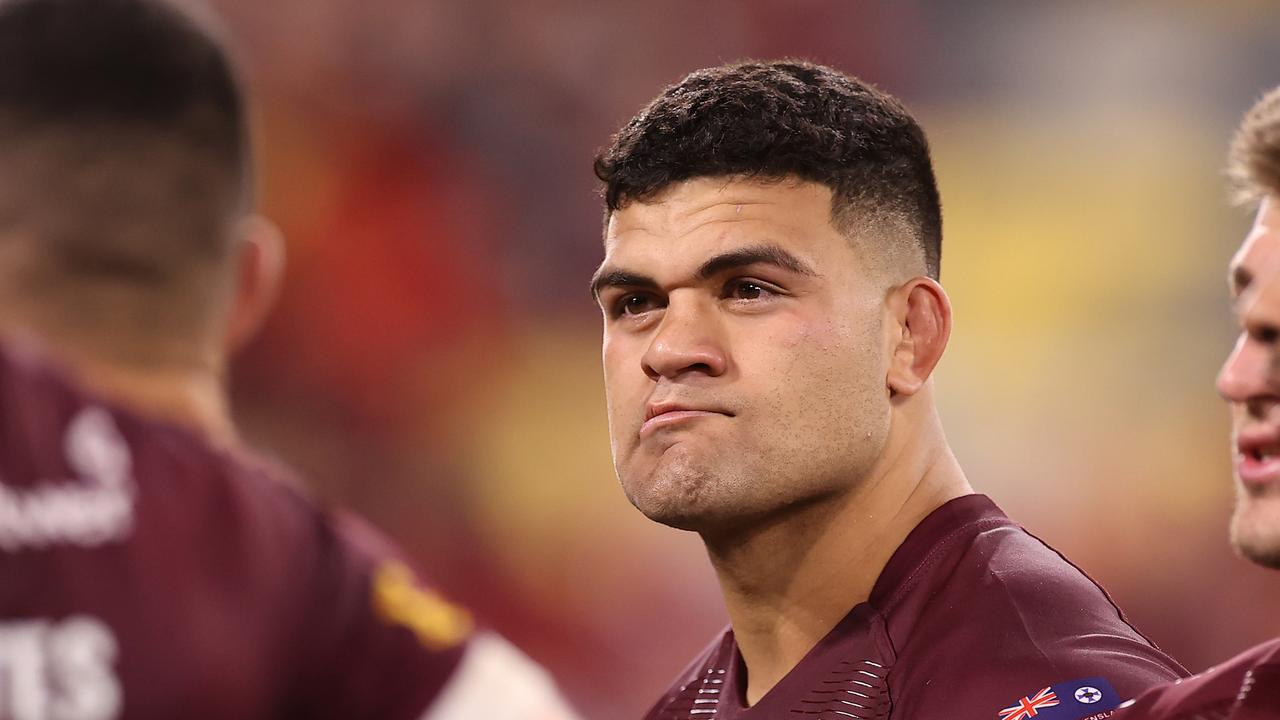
[
  {"xmin": 593, "ymin": 177, "xmax": 894, "ymax": 534},
  {"xmin": 1218, "ymin": 196, "xmax": 1280, "ymax": 568}
]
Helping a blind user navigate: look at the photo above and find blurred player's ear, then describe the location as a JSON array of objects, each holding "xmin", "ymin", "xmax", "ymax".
[
  {"xmin": 224, "ymin": 215, "xmax": 285, "ymax": 354},
  {"xmin": 885, "ymin": 277, "xmax": 951, "ymax": 396}
]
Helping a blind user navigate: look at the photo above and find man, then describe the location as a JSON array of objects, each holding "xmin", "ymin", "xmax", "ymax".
[
  {"xmin": 1112, "ymin": 86, "xmax": 1280, "ymax": 719},
  {"xmin": 0, "ymin": 0, "xmax": 577, "ymax": 718},
  {"xmin": 590, "ymin": 60, "xmax": 1187, "ymax": 719}
]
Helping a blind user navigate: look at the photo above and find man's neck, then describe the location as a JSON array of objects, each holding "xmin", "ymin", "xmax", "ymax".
[
  {"xmin": 703, "ymin": 409, "xmax": 971, "ymax": 706},
  {"xmin": 74, "ymin": 357, "xmax": 238, "ymax": 447},
  {"xmin": 4, "ymin": 327, "xmax": 237, "ymax": 449}
]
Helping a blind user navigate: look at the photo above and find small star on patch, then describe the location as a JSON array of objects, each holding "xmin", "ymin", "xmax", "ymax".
[{"xmin": 1073, "ymin": 687, "xmax": 1102, "ymax": 704}]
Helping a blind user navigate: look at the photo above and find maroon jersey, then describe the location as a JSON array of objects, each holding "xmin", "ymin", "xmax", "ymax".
[
  {"xmin": 0, "ymin": 343, "xmax": 470, "ymax": 720},
  {"xmin": 645, "ymin": 494, "xmax": 1187, "ymax": 720},
  {"xmin": 1113, "ymin": 639, "xmax": 1280, "ymax": 719}
]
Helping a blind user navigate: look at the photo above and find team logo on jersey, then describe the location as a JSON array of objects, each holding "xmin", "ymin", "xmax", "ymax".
[
  {"xmin": 372, "ymin": 561, "xmax": 473, "ymax": 650},
  {"xmin": 0, "ymin": 406, "xmax": 135, "ymax": 551},
  {"xmin": 997, "ymin": 678, "xmax": 1121, "ymax": 720}
]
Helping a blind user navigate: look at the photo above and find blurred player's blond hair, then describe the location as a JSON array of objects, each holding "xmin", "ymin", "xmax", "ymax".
[{"xmin": 1230, "ymin": 85, "xmax": 1280, "ymax": 203}]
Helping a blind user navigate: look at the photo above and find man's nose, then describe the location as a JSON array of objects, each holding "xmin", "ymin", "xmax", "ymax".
[
  {"xmin": 1218, "ymin": 334, "xmax": 1276, "ymax": 403},
  {"xmin": 640, "ymin": 298, "xmax": 728, "ymax": 381}
]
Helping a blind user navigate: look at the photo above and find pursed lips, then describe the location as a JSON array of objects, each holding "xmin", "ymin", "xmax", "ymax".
[{"xmin": 639, "ymin": 401, "xmax": 733, "ymax": 439}]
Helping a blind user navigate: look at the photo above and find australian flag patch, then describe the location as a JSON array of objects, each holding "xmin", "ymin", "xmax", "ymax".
[{"xmin": 997, "ymin": 677, "xmax": 1121, "ymax": 720}]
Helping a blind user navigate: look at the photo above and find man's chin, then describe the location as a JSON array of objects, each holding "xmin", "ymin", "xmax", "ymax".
[
  {"xmin": 618, "ymin": 450, "xmax": 720, "ymax": 531},
  {"xmin": 1230, "ymin": 493, "xmax": 1280, "ymax": 569},
  {"xmin": 635, "ymin": 506, "xmax": 707, "ymax": 532},
  {"xmin": 625, "ymin": 482, "xmax": 778, "ymax": 537},
  {"xmin": 623, "ymin": 481, "xmax": 714, "ymax": 532}
]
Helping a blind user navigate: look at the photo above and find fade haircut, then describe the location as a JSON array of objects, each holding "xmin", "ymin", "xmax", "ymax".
[
  {"xmin": 594, "ymin": 60, "xmax": 942, "ymax": 280},
  {"xmin": 0, "ymin": 0, "xmax": 249, "ymax": 292},
  {"xmin": 1230, "ymin": 84, "xmax": 1280, "ymax": 205}
]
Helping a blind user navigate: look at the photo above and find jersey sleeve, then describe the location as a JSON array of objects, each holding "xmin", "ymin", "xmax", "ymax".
[
  {"xmin": 280, "ymin": 508, "xmax": 472, "ymax": 720},
  {"xmin": 891, "ymin": 629, "xmax": 1187, "ymax": 720},
  {"xmin": 280, "ymin": 508, "xmax": 582, "ymax": 720},
  {"xmin": 422, "ymin": 632, "xmax": 583, "ymax": 720}
]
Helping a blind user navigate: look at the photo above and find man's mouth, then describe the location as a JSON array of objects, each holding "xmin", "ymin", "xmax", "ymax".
[
  {"xmin": 640, "ymin": 402, "xmax": 733, "ymax": 439},
  {"xmin": 1236, "ymin": 430, "xmax": 1280, "ymax": 489}
]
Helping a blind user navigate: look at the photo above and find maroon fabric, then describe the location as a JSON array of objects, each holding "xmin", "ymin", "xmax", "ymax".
[
  {"xmin": 1113, "ymin": 639, "xmax": 1280, "ymax": 720},
  {"xmin": 644, "ymin": 494, "xmax": 1188, "ymax": 720},
  {"xmin": 0, "ymin": 343, "xmax": 465, "ymax": 719}
]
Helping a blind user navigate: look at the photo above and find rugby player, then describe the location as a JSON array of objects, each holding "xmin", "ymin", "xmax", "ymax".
[
  {"xmin": 0, "ymin": 0, "xmax": 577, "ymax": 717},
  {"xmin": 1112, "ymin": 86, "xmax": 1280, "ymax": 720},
  {"xmin": 590, "ymin": 60, "xmax": 1188, "ymax": 719}
]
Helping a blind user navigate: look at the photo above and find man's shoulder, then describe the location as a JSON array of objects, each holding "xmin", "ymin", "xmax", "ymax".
[
  {"xmin": 885, "ymin": 499, "xmax": 1158, "ymax": 651},
  {"xmin": 954, "ymin": 519, "xmax": 1134, "ymax": 624},
  {"xmin": 881, "ymin": 502, "xmax": 1187, "ymax": 718},
  {"xmin": 889, "ymin": 499, "xmax": 1158, "ymax": 640},
  {"xmin": 1113, "ymin": 638, "xmax": 1280, "ymax": 719}
]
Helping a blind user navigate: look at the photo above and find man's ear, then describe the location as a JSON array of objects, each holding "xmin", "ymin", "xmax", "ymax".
[
  {"xmin": 223, "ymin": 215, "xmax": 285, "ymax": 354},
  {"xmin": 886, "ymin": 277, "xmax": 952, "ymax": 396}
]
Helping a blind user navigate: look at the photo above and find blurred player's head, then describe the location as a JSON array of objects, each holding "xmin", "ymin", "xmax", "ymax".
[
  {"xmin": 591, "ymin": 60, "xmax": 952, "ymax": 534},
  {"xmin": 1218, "ymin": 84, "xmax": 1280, "ymax": 569},
  {"xmin": 0, "ymin": 0, "xmax": 280, "ymax": 379}
]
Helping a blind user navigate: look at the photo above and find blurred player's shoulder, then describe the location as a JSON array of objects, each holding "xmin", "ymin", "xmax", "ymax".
[
  {"xmin": 0, "ymin": 339, "xmax": 580, "ymax": 718},
  {"xmin": 0, "ymin": 333, "xmax": 312, "ymax": 558},
  {"xmin": 1114, "ymin": 639, "xmax": 1280, "ymax": 720}
]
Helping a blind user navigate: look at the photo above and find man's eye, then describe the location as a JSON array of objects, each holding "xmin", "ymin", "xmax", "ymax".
[
  {"xmin": 726, "ymin": 280, "xmax": 771, "ymax": 300},
  {"xmin": 615, "ymin": 294, "xmax": 656, "ymax": 316}
]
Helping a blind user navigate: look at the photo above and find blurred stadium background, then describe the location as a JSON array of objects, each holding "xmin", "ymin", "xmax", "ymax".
[{"xmin": 202, "ymin": 0, "xmax": 1280, "ymax": 715}]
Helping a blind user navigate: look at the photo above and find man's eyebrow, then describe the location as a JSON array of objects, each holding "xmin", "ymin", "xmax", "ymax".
[
  {"xmin": 588, "ymin": 244, "xmax": 817, "ymax": 299},
  {"xmin": 695, "ymin": 244, "xmax": 818, "ymax": 281},
  {"xmin": 589, "ymin": 268, "xmax": 657, "ymax": 300}
]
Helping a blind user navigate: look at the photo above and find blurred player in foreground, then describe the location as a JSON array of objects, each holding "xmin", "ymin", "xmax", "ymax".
[
  {"xmin": 1113, "ymin": 86, "xmax": 1280, "ymax": 720},
  {"xmin": 590, "ymin": 60, "xmax": 1187, "ymax": 720},
  {"xmin": 0, "ymin": 0, "xmax": 578, "ymax": 718}
]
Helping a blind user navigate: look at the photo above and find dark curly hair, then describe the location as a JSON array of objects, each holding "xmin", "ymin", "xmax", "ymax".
[{"xmin": 595, "ymin": 60, "xmax": 941, "ymax": 279}]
